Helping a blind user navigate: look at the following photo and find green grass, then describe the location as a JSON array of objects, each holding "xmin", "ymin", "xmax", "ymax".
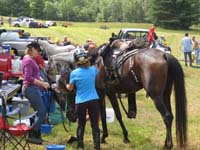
[{"xmin": 1, "ymin": 22, "xmax": 200, "ymax": 150}]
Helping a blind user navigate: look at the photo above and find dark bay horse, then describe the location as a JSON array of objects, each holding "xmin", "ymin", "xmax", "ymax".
[{"xmin": 65, "ymin": 41, "xmax": 187, "ymax": 149}]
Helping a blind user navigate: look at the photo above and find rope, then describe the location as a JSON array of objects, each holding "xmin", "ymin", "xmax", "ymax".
[
  {"xmin": 118, "ymin": 94, "xmax": 128, "ymax": 116},
  {"xmin": 60, "ymin": 94, "xmax": 70, "ymax": 133}
]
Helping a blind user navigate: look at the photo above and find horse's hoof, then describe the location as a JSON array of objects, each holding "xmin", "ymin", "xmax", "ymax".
[
  {"xmin": 164, "ymin": 140, "xmax": 173, "ymax": 150},
  {"xmin": 163, "ymin": 144, "xmax": 173, "ymax": 150},
  {"xmin": 127, "ymin": 111, "xmax": 136, "ymax": 119},
  {"xmin": 101, "ymin": 139, "xmax": 107, "ymax": 144},
  {"xmin": 123, "ymin": 138, "xmax": 130, "ymax": 144},
  {"xmin": 67, "ymin": 136, "xmax": 78, "ymax": 144}
]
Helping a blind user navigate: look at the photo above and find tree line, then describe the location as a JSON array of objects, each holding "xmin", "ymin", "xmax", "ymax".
[{"xmin": 0, "ymin": 0, "xmax": 199, "ymax": 29}]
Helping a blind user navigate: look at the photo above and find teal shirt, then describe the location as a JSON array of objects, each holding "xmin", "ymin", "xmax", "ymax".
[{"xmin": 69, "ymin": 65, "xmax": 99, "ymax": 104}]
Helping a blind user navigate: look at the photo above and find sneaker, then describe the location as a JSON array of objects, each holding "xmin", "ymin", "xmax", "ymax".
[{"xmin": 27, "ymin": 136, "xmax": 42, "ymax": 145}]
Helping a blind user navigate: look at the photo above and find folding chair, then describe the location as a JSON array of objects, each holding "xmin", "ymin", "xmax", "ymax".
[{"xmin": 0, "ymin": 91, "xmax": 36, "ymax": 150}]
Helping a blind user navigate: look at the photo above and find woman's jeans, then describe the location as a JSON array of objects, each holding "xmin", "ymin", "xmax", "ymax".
[
  {"xmin": 184, "ymin": 51, "xmax": 192, "ymax": 66},
  {"xmin": 22, "ymin": 85, "xmax": 46, "ymax": 130},
  {"xmin": 195, "ymin": 49, "xmax": 200, "ymax": 64}
]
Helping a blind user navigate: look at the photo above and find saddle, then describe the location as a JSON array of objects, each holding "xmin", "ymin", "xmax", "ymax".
[{"xmin": 105, "ymin": 48, "xmax": 139, "ymax": 85}]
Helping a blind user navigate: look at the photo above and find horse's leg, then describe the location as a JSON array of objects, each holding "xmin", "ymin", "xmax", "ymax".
[
  {"xmin": 98, "ymin": 91, "xmax": 108, "ymax": 143},
  {"xmin": 107, "ymin": 93, "xmax": 130, "ymax": 143},
  {"xmin": 163, "ymin": 81, "xmax": 174, "ymax": 149},
  {"xmin": 152, "ymin": 95, "xmax": 173, "ymax": 150},
  {"xmin": 127, "ymin": 93, "xmax": 137, "ymax": 118}
]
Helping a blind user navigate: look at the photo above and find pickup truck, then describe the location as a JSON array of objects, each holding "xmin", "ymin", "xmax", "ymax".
[
  {"xmin": 0, "ymin": 32, "xmax": 33, "ymax": 56},
  {"xmin": 0, "ymin": 31, "xmax": 48, "ymax": 56},
  {"xmin": 117, "ymin": 28, "xmax": 150, "ymax": 40},
  {"xmin": 113, "ymin": 28, "xmax": 170, "ymax": 53}
]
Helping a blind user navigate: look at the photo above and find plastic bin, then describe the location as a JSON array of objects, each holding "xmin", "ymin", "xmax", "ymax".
[
  {"xmin": 106, "ymin": 108, "xmax": 115, "ymax": 123},
  {"xmin": 46, "ymin": 144, "xmax": 66, "ymax": 150},
  {"xmin": 12, "ymin": 97, "xmax": 30, "ymax": 115},
  {"xmin": 41, "ymin": 124, "xmax": 53, "ymax": 134}
]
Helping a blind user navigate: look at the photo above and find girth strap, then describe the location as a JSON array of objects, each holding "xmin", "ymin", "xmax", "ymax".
[{"xmin": 129, "ymin": 57, "xmax": 139, "ymax": 83}]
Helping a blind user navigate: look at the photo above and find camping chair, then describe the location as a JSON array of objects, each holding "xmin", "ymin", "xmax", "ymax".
[{"xmin": 0, "ymin": 91, "xmax": 37, "ymax": 150}]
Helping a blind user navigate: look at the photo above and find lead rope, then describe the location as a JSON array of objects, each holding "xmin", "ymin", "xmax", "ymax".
[
  {"xmin": 59, "ymin": 93, "xmax": 70, "ymax": 133},
  {"xmin": 118, "ymin": 93, "xmax": 129, "ymax": 116}
]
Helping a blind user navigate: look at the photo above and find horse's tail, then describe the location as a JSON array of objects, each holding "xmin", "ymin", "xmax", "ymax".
[{"xmin": 165, "ymin": 54, "xmax": 187, "ymax": 148}]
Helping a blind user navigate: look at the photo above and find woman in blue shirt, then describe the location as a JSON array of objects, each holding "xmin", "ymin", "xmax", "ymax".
[{"xmin": 66, "ymin": 48, "xmax": 100, "ymax": 150}]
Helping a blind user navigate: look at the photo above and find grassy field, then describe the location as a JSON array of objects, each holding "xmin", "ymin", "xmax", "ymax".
[{"xmin": 2, "ymin": 22, "xmax": 200, "ymax": 150}]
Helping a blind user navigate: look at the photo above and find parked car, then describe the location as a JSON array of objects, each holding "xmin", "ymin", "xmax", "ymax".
[
  {"xmin": 45, "ymin": 21, "xmax": 57, "ymax": 27},
  {"xmin": 29, "ymin": 21, "xmax": 48, "ymax": 28},
  {"xmin": 12, "ymin": 17, "xmax": 35, "ymax": 27}
]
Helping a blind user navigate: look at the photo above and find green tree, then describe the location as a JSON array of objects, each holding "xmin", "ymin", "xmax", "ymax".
[
  {"xmin": 147, "ymin": 0, "xmax": 200, "ymax": 29},
  {"xmin": 30, "ymin": 0, "xmax": 45, "ymax": 19},
  {"xmin": 44, "ymin": 1, "xmax": 60, "ymax": 20}
]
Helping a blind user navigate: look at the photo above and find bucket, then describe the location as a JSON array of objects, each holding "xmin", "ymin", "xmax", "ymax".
[
  {"xmin": 0, "ymin": 72, "xmax": 4, "ymax": 88},
  {"xmin": 46, "ymin": 144, "xmax": 66, "ymax": 150},
  {"xmin": 106, "ymin": 108, "xmax": 115, "ymax": 123},
  {"xmin": 41, "ymin": 124, "xmax": 53, "ymax": 134}
]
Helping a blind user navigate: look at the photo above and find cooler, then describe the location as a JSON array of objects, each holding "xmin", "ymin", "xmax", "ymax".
[
  {"xmin": 0, "ymin": 54, "xmax": 12, "ymax": 72},
  {"xmin": 12, "ymin": 97, "xmax": 30, "ymax": 115}
]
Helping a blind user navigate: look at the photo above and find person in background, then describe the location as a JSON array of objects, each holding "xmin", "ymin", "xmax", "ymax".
[
  {"xmin": 66, "ymin": 48, "xmax": 100, "ymax": 150},
  {"xmin": 182, "ymin": 33, "xmax": 192, "ymax": 67},
  {"xmin": 22, "ymin": 42, "xmax": 50, "ymax": 145},
  {"xmin": 63, "ymin": 36, "xmax": 71, "ymax": 46},
  {"xmin": 159, "ymin": 35, "xmax": 167, "ymax": 45},
  {"xmin": 55, "ymin": 38, "xmax": 62, "ymax": 46},
  {"xmin": 192, "ymin": 36, "xmax": 200, "ymax": 65},
  {"xmin": 147, "ymin": 24, "xmax": 157, "ymax": 48},
  {"xmin": 7, "ymin": 16, "xmax": 12, "ymax": 27},
  {"xmin": 0, "ymin": 16, "xmax": 3, "ymax": 25},
  {"xmin": 84, "ymin": 39, "xmax": 97, "ymax": 51},
  {"xmin": 34, "ymin": 45, "xmax": 48, "ymax": 82},
  {"xmin": 47, "ymin": 36, "xmax": 54, "ymax": 44}
]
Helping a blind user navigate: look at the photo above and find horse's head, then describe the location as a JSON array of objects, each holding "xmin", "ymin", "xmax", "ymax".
[
  {"xmin": 38, "ymin": 39, "xmax": 56, "ymax": 56},
  {"xmin": 46, "ymin": 56, "xmax": 57, "ymax": 82},
  {"xmin": 56, "ymin": 66, "xmax": 77, "ymax": 122}
]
